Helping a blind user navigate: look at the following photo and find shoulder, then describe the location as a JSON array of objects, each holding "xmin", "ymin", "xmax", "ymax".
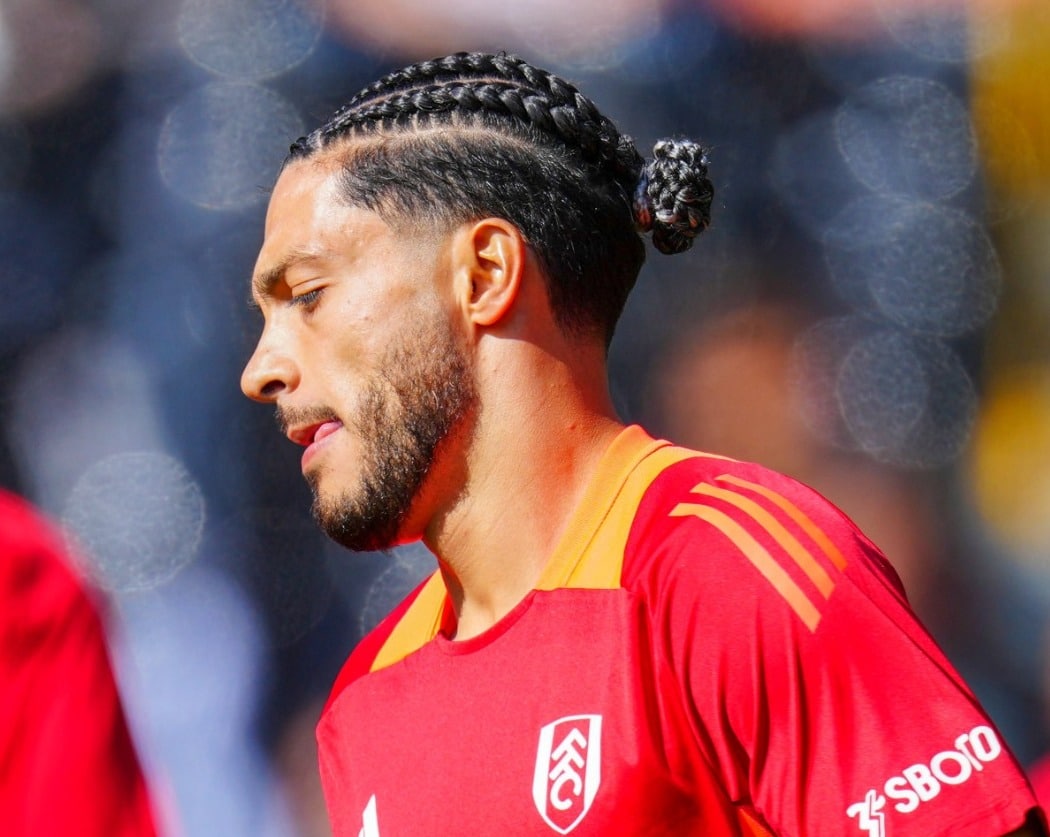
[
  {"xmin": 0, "ymin": 489, "xmax": 97, "ymax": 629},
  {"xmin": 621, "ymin": 446, "xmax": 890, "ymax": 571},
  {"xmin": 322, "ymin": 572, "xmax": 439, "ymax": 713},
  {"xmin": 1, "ymin": 488, "xmax": 69, "ymax": 569},
  {"xmin": 620, "ymin": 445, "xmax": 907, "ymax": 631},
  {"xmin": 626, "ymin": 447, "xmax": 872, "ymax": 548}
]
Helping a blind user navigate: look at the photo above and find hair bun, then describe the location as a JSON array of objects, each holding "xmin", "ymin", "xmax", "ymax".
[{"xmin": 633, "ymin": 139, "xmax": 713, "ymax": 254}]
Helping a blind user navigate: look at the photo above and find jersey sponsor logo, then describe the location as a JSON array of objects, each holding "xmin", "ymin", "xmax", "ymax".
[
  {"xmin": 847, "ymin": 789, "xmax": 886, "ymax": 837},
  {"xmin": 847, "ymin": 725, "xmax": 1004, "ymax": 834},
  {"xmin": 358, "ymin": 794, "xmax": 379, "ymax": 837},
  {"xmin": 669, "ymin": 475, "xmax": 847, "ymax": 631},
  {"xmin": 532, "ymin": 714, "xmax": 602, "ymax": 834}
]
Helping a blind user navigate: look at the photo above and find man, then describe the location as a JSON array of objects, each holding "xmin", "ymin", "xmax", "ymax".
[
  {"xmin": 0, "ymin": 490, "xmax": 158, "ymax": 836},
  {"xmin": 241, "ymin": 52, "xmax": 1044, "ymax": 835}
]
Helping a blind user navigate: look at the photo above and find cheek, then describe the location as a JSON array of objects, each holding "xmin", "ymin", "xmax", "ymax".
[
  {"xmin": 309, "ymin": 311, "xmax": 374, "ymax": 385},
  {"xmin": 324, "ymin": 293, "xmax": 389, "ymax": 361}
]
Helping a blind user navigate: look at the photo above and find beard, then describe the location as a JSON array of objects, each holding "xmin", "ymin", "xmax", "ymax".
[{"xmin": 308, "ymin": 321, "xmax": 477, "ymax": 552}]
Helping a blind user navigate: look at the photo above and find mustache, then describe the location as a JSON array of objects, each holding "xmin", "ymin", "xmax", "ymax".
[{"xmin": 275, "ymin": 404, "xmax": 340, "ymax": 436}]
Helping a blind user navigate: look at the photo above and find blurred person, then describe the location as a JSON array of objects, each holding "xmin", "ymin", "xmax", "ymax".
[
  {"xmin": 240, "ymin": 51, "xmax": 1044, "ymax": 835},
  {"xmin": 0, "ymin": 489, "xmax": 158, "ymax": 836},
  {"xmin": 647, "ymin": 301, "xmax": 946, "ymax": 616}
]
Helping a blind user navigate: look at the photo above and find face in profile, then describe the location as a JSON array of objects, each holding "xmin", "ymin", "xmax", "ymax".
[{"xmin": 241, "ymin": 157, "xmax": 478, "ymax": 551}]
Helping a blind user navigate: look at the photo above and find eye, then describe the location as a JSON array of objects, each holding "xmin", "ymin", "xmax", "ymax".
[{"xmin": 290, "ymin": 288, "xmax": 324, "ymax": 309}]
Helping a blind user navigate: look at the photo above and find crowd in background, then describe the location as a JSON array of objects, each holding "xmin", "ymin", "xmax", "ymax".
[{"xmin": 1, "ymin": 0, "xmax": 1048, "ymax": 833}]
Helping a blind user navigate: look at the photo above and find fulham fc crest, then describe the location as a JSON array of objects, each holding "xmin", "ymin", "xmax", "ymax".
[{"xmin": 532, "ymin": 714, "xmax": 602, "ymax": 834}]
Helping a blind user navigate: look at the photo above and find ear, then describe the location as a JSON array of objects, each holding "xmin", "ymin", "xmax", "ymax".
[{"xmin": 451, "ymin": 218, "xmax": 526, "ymax": 328}]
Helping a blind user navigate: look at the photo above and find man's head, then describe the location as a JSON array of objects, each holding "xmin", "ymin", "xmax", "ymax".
[
  {"xmin": 241, "ymin": 51, "xmax": 713, "ymax": 551},
  {"xmin": 287, "ymin": 51, "xmax": 713, "ymax": 345}
]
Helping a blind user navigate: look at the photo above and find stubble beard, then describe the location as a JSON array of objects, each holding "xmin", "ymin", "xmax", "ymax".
[{"xmin": 308, "ymin": 323, "xmax": 478, "ymax": 552}]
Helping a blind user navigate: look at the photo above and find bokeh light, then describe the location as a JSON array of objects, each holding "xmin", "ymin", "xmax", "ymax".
[
  {"xmin": 62, "ymin": 451, "xmax": 205, "ymax": 593},
  {"xmin": 837, "ymin": 328, "xmax": 977, "ymax": 467},
  {"xmin": 835, "ymin": 75, "xmax": 977, "ymax": 201},
  {"xmin": 177, "ymin": 0, "xmax": 324, "ymax": 80},
  {"xmin": 791, "ymin": 316, "xmax": 978, "ymax": 468},
  {"xmin": 837, "ymin": 329, "xmax": 928, "ymax": 455},
  {"xmin": 875, "ymin": 3, "xmax": 1010, "ymax": 63},
  {"xmin": 824, "ymin": 195, "xmax": 1000, "ymax": 336},
  {"xmin": 157, "ymin": 81, "xmax": 303, "ymax": 211},
  {"xmin": 790, "ymin": 315, "xmax": 862, "ymax": 452},
  {"xmin": 7, "ymin": 329, "xmax": 172, "ymax": 516},
  {"xmin": 768, "ymin": 110, "xmax": 866, "ymax": 238}
]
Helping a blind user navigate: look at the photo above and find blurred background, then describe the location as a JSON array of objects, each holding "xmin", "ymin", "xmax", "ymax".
[{"xmin": 1, "ymin": 0, "xmax": 1048, "ymax": 833}]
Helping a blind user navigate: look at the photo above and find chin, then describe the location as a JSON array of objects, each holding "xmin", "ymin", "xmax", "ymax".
[{"xmin": 310, "ymin": 488, "xmax": 406, "ymax": 554}]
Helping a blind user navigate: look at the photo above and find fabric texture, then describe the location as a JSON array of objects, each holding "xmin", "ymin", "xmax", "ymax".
[{"xmin": 318, "ymin": 426, "xmax": 1041, "ymax": 835}]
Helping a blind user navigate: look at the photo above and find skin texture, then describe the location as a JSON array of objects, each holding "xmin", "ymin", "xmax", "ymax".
[{"xmin": 241, "ymin": 152, "xmax": 624, "ymax": 640}]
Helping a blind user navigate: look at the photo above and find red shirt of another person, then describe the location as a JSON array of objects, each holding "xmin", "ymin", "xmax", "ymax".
[{"xmin": 0, "ymin": 489, "xmax": 157, "ymax": 837}]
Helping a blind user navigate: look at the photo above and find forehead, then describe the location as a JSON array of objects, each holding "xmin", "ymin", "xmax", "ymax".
[
  {"xmin": 263, "ymin": 159, "xmax": 355, "ymax": 246},
  {"xmin": 251, "ymin": 157, "xmax": 449, "ymax": 302},
  {"xmin": 253, "ymin": 160, "xmax": 384, "ymax": 285}
]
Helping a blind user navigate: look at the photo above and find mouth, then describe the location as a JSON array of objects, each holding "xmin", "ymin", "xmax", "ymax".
[
  {"xmin": 287, "ymin": 419, "xmax": 343, "ymax": 447},
  {"xmin": 291, "ymin": 418, "xmax": 344, "ymax": 473}
]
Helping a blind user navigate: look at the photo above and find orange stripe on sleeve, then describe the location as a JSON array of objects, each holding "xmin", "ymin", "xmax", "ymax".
[
  {"xmin": 670, "ymin": 502, "xmax": 823, "ymax": 632},
  {"xmin": 714, "ymin": 474, "xmax": 848, "ymax": 570},
  {"xmin": 689, "ymin": 483, "xmax": 836, "ymax": 598}
]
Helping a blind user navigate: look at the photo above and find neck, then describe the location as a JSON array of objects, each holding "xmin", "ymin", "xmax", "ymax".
[{"xmin": 421, "ymin": 337, "xmax": 623, "ymax": 640}]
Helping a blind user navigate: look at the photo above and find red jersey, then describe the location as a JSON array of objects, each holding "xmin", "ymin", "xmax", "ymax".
[
  {"xmin": 0, "ymin": 490, "xmax": 157, "ymax": 837},
  {"xmin": 1030, "ymin": 755, "xmax": 1050, "ymax": 819},
  {"xmin": 318, "ymin": 426, "xmax": 1041, "ymax": 835}
]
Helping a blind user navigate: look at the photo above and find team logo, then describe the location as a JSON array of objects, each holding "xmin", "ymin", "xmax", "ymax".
[{"xmin": 532, "ymin": 714, "xmax": 603, "ymax": 834}]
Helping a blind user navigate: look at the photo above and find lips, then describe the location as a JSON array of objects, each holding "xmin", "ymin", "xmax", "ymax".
[
  {"xmin": 311, "ymin": 420, "xmax": 342, "ymax": 445},
  {"xmin": 297, "ymin": 419, "xmax": 343, "ymax": 472},
  {"xmin": 287, "ymin": 419, "xmax": 339, "ymax": 447}
]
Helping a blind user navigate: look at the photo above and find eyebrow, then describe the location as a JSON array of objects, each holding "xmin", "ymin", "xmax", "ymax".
[{"xmin": 247, "ymin": 248, "xmax": 329, "ymax": 310}]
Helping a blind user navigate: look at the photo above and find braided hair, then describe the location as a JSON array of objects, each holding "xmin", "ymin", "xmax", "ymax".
[{"xmin": 288, "ymin": 52, "xmax": 713, "ymax": 345}]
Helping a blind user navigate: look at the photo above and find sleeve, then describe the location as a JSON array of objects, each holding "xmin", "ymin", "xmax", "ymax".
[
  {"xmin": 631, "ymin": 464, "xmax": 1042, "ymax": 837},
  {"xmin": 0, "ymin": 492, "xmax": 158, "ymax": 837}
]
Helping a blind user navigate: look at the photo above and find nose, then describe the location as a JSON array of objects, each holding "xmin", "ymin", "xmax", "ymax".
[{"xmin": 240, "ymin": 331, "xmax": 300, "ymax": 403}]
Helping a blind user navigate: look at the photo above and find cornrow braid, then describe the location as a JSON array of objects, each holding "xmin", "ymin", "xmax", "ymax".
[
  {"xmin": 294, "ymin": 55, "xmax": 640, "ymax": 182},
  {"xmin": 286, "ymin": 52, "xmax": 713, "ymax": 344},
  {"xmin": 344, "ymin": 52, "xmax": 573, "ymax": 110}
]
